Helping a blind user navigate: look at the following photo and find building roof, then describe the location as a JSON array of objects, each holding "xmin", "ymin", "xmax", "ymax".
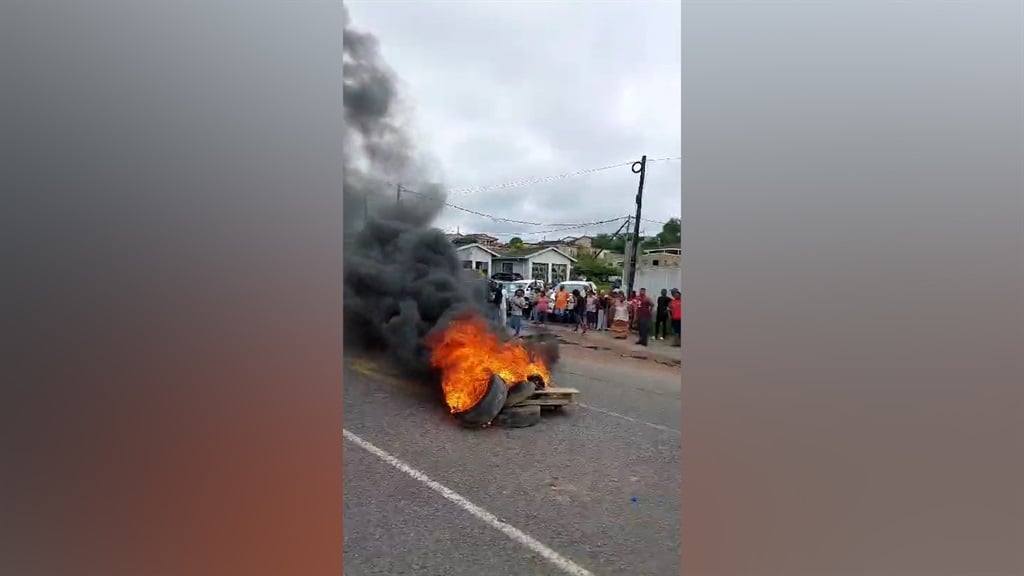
[
  {"xmin": 493, "ymin": 246, "xmax": 577, "ymax": 262},
  {"xmin": 643, "ymin": 246, "xmax": 681, "ymax": 255},
  {"xmin": 530, "ymin": 240, "xmax": 565, "ymax": 248},
  {"xmin": 448, "ymin": 232, "xmax": 498, "ymax": 246},
  {"xmin": 453, "ymin": 243, "xmax": 501, "ymax": 257}
]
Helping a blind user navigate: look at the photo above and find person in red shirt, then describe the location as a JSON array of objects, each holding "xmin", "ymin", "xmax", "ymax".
[
  {"xmin": 634, "ymin": 287, "xmax": 654, "ymax": 346},
  {"xmin": 669, "ymin": 288, "xmax": 682, "ymax": 347}
]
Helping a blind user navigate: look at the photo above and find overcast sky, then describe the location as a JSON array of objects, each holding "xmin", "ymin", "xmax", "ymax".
[{"xmin": 345, "ymin": 1, "xmax": 681, "ymax": 241}]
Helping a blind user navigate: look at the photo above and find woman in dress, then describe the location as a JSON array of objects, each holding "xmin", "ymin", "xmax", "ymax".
[
  {"xmin": 610, "ymin": 293, "xmax": 631, "ymax": 339},
  {"xmin": 535, "ymin": 290, "xmax": 550, "ymax": 324}
]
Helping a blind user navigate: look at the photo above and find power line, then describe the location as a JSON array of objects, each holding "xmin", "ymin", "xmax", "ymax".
[
  {"xmin": 440, "ymin": 201, "xmax": 614, "ymax": 226},
  {"xmin": 401, "ymin": 186, "xmax": 622, "ymax": 227},
  {"xmin": 445, "ymin": 160, "xmax": 636, "ymax": 198},
  {"xmin": 499, "ymin": 217, "xmax": 630, "ymax": 237},
  {"xmin": 381, "ymin": 155, "xmax": 680, "ymax": 202},
  {"xmin": 401, "ymin": 186, "xmax": 677, "ymax": 231},
  {"xmin": 423, "ymin": 156, "xmax": 680, "ymax": 199},
  {"xmin": 383, "ymin": 154, "xmax": 682, "ymax": 228}
]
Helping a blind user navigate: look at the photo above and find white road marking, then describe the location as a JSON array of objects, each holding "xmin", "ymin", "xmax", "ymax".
[
  {"xmin": 342, "ymin": 428, "xmax": 595, "ymax": 576},
  {"xmin": 577, "ymin": 403, "xmax": 681, "ymax": 435}
]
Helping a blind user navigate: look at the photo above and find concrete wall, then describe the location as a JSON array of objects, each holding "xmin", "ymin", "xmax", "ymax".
[
  {"xmin": 639, "ymin": 252, "xmax": 680, "ymax": 268},
  {"xmin": 635, "ymin": 265, "xmax": 681, "ymax": 295},
  {"xmin": 455, "ymin": 245, "xmax": 493, "ymax": 275},
  {"xmin": 457, "ymin": 245, "xmax": 493, "ymax": 266},
  {"xmin": 492, "ymin": 259, "xmax": 527, "ymax": 277}
]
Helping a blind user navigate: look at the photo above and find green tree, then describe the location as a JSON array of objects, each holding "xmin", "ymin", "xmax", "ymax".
[
  {"xmin": 640, "ymin": 237, "xmax": 661, "ymax": 250},
  {"xmin": 656, "ymin": 218, "xmax": 680, "ymax": 246},
  {"xmin": 573, "ymin": 254, "xmax": 621, "ymax": 281},
  {"xmin": 508, "ymin": 236, "xmax": 524, "ymax": 249},
  {"xmin": 591, "ymin": 233, "xmax": 615, "ymax": 250}
]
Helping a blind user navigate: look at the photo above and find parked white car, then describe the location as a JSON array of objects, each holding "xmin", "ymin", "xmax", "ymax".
[{"xmin": 548, "ymin": 280, "xmax": 598, "ymax": 300}]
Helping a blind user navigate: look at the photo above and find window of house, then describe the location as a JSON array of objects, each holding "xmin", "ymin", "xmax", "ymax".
[
  {"xmin": 474, "ymin": 261, "xmax": 489, "ymax": 275},
  {"xmin": 551, "ymin": 263, "xmax": 567, "ymax": 283},
  {"xmin": 461, "ymin": 260, "xmax": 472, "ymax": 269},
  {"xmin": 653, "ymin": 259, "xmax": 660, "ymax": 266},
  {"xmin": 502, "ymin": 261, "xmax": 514, "ymax": 273},
  {"xmin": 531, "ymin": 262, "xmax": 548, "ymax": 281}
]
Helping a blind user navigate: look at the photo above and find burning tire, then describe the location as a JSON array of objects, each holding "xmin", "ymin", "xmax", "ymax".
[
  {"xmin": 454, "ymin": 373, "xmax": 508, "ymax": 428},
  {"xmin": 493, "ymin": 404, "xmax": 542, "ymax": 428},
  {"xmin": 504, "ymin": 380, "xmax": 536, "ymax": 408}
]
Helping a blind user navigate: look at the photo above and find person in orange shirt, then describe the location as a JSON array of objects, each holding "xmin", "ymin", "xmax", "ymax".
[
  {"xmin": 669, "ymin": 288, "xmax": 682, "ymax": 347},
  {"xmin": 553, "ymin": 286, "xmax": 569, "ymax": 322}
]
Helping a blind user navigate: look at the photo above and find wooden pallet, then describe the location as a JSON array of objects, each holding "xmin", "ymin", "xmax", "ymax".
[{"xmin": 516, "ymin": 387, "xmax": 579, "ymax": 407}]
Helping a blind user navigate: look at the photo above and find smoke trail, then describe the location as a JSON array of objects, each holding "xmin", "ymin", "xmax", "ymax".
[{"xmin": 342, "ymin": 4, "xmax": 559, "ymax": 379}]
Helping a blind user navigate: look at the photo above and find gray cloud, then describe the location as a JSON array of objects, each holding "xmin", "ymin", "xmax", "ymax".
[{"xmin": 345, "ymin": 1, "xmax": 681, "ymax": 240}]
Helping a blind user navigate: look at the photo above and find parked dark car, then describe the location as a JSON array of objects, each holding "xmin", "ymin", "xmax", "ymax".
[{"xmin": 490, "ymin": 272, "xmax": 523, "ymax": 282}]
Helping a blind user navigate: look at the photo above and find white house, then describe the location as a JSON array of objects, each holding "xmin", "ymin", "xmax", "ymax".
[
  {"xmin": 454, "ymin": 243, "xmax": 499, "ymax": 277},
  {"xmin": 634, "ymin": 248, "xmax": 681, "ymax": 295},
  {"xmin": 491, "ymin": 246, "xmax": 576, "ymax": 284}
]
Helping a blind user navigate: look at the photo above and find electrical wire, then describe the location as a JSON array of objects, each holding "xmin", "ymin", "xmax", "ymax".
[
  {"xmin": 384, "ymin": 155, "xmax": 679, "ymax": 201},
  {"xmin": 444, "ymin": 203, "xmax": 624, "ymax": 227},
  {"xmin": 400, "ymin": 186, "xmax": 625, "ymax": 227},
  {"xmin": 445, "ymin": 160, "xmax": 636, "ymax": 198},
  {"xmin": 382, "ymin": 155, "xmax": 681, "ymax": 228},
  {"xmin": 446, "ymin": 156, "xmax": 680, "ymax": 197},
  {"xmin": 499, "ymin": 217, "xmax": 630, "ymax": 237}
]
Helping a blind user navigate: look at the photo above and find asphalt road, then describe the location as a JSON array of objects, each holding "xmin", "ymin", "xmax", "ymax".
[{"xmin": 343, "ymin": 345, "xmax": 681, "ymax": 576}]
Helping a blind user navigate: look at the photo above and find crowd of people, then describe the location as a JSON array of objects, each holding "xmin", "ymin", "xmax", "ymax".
[
  {"xmin": 485, "ymin": 279, "xmax": 683, "ymax": 348},
  {"xmin": 529, "ymin": 284, "xmax": 681, "ymax": 348}
]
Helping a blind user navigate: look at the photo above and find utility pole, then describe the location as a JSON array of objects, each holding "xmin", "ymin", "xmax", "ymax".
[
  {"xmin": 396, "ymin": 183, "xmax": 402, "ymax": 208},
  {"xmin": 621, "ymin": 215, "xmax": 633, "ymax": 290},
  {"xmin": 626, "ymin": 155, "xmax": 647, "ymax": 296}
]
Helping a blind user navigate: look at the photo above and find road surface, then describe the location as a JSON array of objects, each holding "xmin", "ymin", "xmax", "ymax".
[{"xmin": 343, "ymin": 345, "xmax": 681, "ymax": 576}]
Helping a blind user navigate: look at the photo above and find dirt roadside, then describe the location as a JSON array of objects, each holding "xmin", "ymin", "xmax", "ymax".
[{"xmin": 520, "ymin": 321, "xmax": 681, "ymax": 369}]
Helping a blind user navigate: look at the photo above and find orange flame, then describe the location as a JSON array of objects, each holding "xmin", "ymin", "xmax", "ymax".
[{"xmin": 427, "ymin": 314, "xmax": 551, "ymax": 413}]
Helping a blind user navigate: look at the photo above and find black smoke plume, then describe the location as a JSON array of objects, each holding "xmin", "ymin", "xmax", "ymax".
[{"xmin": 342, "ymin": 4, "xmax": 558, "ymax": 380}]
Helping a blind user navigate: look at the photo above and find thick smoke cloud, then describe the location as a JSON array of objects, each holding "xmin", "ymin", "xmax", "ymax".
[{"xmin": 342, "ymin": 4, "xmax": 557, "ymax": 379}]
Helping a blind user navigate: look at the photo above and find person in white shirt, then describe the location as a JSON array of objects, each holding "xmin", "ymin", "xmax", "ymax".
[
  {"xmin": 498, "ymin": 289, "xmax": 507, "ymax": 327},
  {"xmin": 509, "ymin": 289, "xmax": 527, "ymax": 337}
]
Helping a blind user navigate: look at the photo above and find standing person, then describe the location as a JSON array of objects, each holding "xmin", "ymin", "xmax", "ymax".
[
  {"xmin": 497, "ymin": 286, "xmax": 507, "ymax": 328},
  {"xmin": 634, "ymin": 287, "xmax": 654, "ymax": 346},
  {"xmin": 655, "ymin": 288, "xmax": 671, "ymax": 340},
  {"xmin": 585, "ymin": 290, "xmax": 598, "ymax": 331},
  {"xmin": 554, "ymin": 286, "xmax": 569, "ymax": 323},
  {"xmin": 509, "ymin": 288, "xmax": 527, "ymax": 338},
  {"xmin": 488, "ymin": 280, "xmax": 504, "ymax": 323},
  {"xmin": 570, "ymin": 289, "xmax": 582, "ymax": 331},
  {"xmin": 598, "ymin": 289, "xmax": 606, "ymax": 330},
  {"xmin": 535, "ymin": 290, "xmax": 550, "ymax": 324},
  {"xmin": 628, "ymin": 290, "xmax": 638, "ymax": 333},
  {"xmin": 669, "ymin": 288, "xmax": 682, "ymax": 347},
  {"xmin": 596, "ymin": 290, "xmax": 608, "ymax": 331},
  {"xmin": 610, "ymin": 293, "xmax": 631, "ymax": 339}
]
